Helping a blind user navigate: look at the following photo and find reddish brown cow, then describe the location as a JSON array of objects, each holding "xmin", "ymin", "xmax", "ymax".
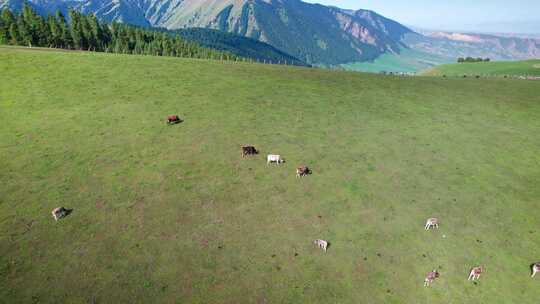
[{"xmin": 167, "ymin": 115, "xmax": 181, "ymax": 124}]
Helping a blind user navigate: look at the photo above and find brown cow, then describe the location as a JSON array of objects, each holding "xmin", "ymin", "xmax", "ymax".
[
  {"xmin": 424, "ymin": 270, "xmax": 440, "ymax": 287},
  {"xmin": 296, "ymin": 166, "xmax": 310, "ymax": 177},
  {"xmin": 468, "ymin": 266, "xmax": 483, "ymax": 281},
  {"xmin": 167, "ymin": 115, "xmax": 181, "ymax": 124},
  {"xmin": 241, "ymin": 146, "xmax": 258, "ymax": 157}
]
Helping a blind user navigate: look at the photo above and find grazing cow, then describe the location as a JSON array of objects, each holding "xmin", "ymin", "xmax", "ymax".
[
  {"xmin": 468, "ymin": 266, "xmax": 483, "ymax": 281},
  {"xmin": 52, "ymin": 207, "xmax": 68, "ymax": 221},
  {"xmin": 296, "ymin": 166, "xmax": 310, "ymax": 178},
  {"xmin": 313, "ymin": 239, "xmax": 328, "ymax": 252},
  {"xmin": 425, "ymin": 218, "xmax": 439, "ymax": 230},
  {"xmin": 167, "ymin": 115, "xmax": 181, "ymax": 124},
  {"xmin": 266, "ymin": 154, "xmax": 284, "ymax": 165},
  {"xmin": 241, "ymin": 146, "xmax": 258, "ymax": 157},
  {"xmin": 424, "ymin": 270, "xmax": 440, "ymax": 287},
  {"xmin": 531, "ymin": 263, "xmax": 540, "ymax": 278}
]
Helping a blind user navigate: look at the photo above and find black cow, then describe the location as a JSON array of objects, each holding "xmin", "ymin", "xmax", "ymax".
[
  {"xmin": 241, "ymin": 146, "xmax": 258, "ymax": 157},
  {"xmin": 296, "ymin": 166, "xmax": 311, "ymax": 177}
]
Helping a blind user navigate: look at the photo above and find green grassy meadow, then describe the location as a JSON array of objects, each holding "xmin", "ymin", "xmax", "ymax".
[
  {"xmin": 423, "ymin": 59, "xmax": 540, "ymax": 77},
  {"xmin": 341, "ymin": 48, "xmax": 453, "ymax": 73},
  {"xmin": 1, "ymin": 47, "xmax": 540, "ymax": 303}
]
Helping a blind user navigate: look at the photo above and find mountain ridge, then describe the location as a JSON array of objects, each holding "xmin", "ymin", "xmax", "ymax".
[
  {"xmin": 0, "ymin": 0, "xmax": 414, "ymax": 64},
  {"xmin": 172, "ymin": 27, "xmax": 307, "ymax": 66},
  {"xmin": 1, "ymin": 0, "xmax": 539, "ymax": 67}
]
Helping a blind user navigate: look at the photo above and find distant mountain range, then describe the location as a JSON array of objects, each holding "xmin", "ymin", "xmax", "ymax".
[
  {"xmin": 403, "ymin": 31, "xmax": 540, "ymax": 61},
  {"xmin": 1, "ymin": 0, "xmax": 539, "ymax": 69}
]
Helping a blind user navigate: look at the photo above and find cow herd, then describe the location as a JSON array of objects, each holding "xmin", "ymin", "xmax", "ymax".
[
  {"xmin": 242, "ymin": 145, "xmax": 311, "ymax": 179},
  {"xmin": 240, "ymin": 144, "xmax": 511, "ymax": 287},
  {"xmin": 423, "ymin": 218, "xmax": 486, "ymax": 286},
  {"xmin": 48, "ymin": 115, "xmax": 538, "ymax": 291},
  {"xmin": 242, "ymin": 142, "xmax": 539, "ymax": 287}
]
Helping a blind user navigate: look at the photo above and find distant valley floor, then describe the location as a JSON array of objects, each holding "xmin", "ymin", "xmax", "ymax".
[{"xmin": 340, "ymin": 49, "xmax": 454, "ymax": 73}]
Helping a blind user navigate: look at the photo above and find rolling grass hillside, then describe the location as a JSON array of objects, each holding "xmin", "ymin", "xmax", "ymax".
[
  {"xmin": 423, "ymin": 59, "xmax": 540, "ymax": 76},
  {"xmin": 1, "ymin": 47, "xmax": 540, "ymax": 303}
]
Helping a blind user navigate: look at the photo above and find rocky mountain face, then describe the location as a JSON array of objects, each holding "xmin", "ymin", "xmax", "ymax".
[{"xmin": 1, "ymin": 0, "xmax": 539, "ymax": 65}]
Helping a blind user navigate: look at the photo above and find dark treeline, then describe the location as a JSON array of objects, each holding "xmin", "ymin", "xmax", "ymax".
[
  {"xmin": 457, "ymin": 57, "xmax": 491, "ymax": 63},
  {"xmin": 0, "ymin": 5, "xmax": 240, "ymax": 60}
]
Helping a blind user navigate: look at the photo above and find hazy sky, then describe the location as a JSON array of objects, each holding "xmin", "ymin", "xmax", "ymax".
[{"xmin": 303, "ymin": 0, "xmax": 540, "ymax": 33}]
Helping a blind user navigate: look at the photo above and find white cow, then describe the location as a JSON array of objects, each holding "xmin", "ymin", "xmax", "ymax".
[
  {"xmin": 532, "ymin": 263, "xmax": 540, "ymax": 278},
  {"xmin": 425, "ymin": 218, "xmax": 439, "ymax": 230},
  {"xmin": 267, "ymin": 154, "xmax": 284, "ymax": 165},
  {"xmin": 52, "ymin": 207, "xmax": 68, "ymax": 221},
  {"xmin": 313, "ymin": 239, "xmax": 328, "ymax": 252}
]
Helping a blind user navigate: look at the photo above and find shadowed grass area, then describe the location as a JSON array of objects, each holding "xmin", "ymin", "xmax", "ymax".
[
  {"xmin": 1, "ymin": 47, "xmax": 540, "ymax": 303},
  {"xmin": 422, "ymin": 59, "xmax": 540, "ymax": 77}
]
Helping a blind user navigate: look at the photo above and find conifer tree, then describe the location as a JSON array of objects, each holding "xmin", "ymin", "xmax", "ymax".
[
  {"xmin": 8, "ymin": 23, "xmax": 19, "ymax": 44},
  {"xmin": 55, "ymin": 11, "xmax": 70, "ymax": 48},
  {"xmin": 47, "ymin": 15, "xmax": 60, "ymax": 47},
  {"xmin": 21, "ymin": 4, "xmax": 42, "ymax": 47},
  {"xmin": 16, "ymin": 15, "xmax": 30, "ymax": 46},
  {"xmin": 87, "ymin": 14, "xmax": 103, "ymax": 50},
  {"xmin": 69, "ymin": 9, "xmax": 83, "ymax": 49},
  {"xmin": 0, "ymin": 15, "xmax": 6, "ymax": 44}
]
